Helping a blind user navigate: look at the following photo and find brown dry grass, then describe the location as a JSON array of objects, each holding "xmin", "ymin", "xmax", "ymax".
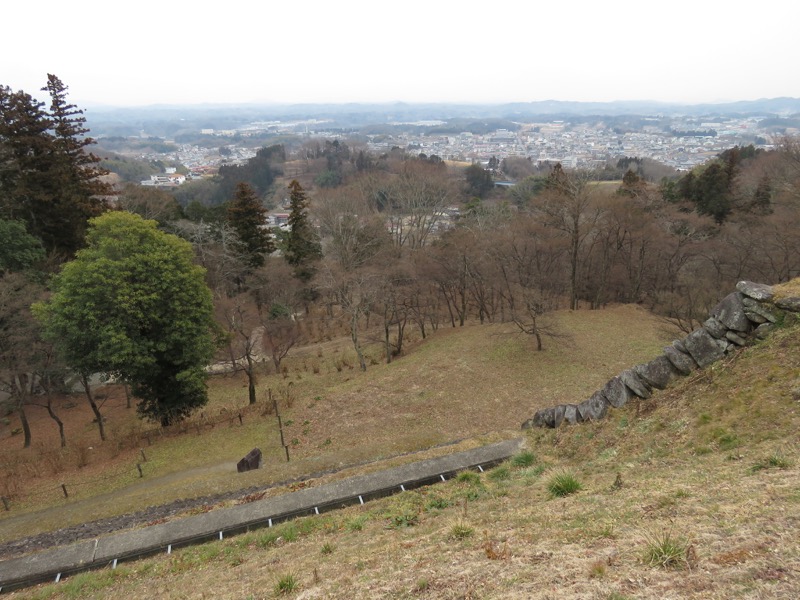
[
  {"xmin": 0, "ymin": 305, "xmax": 670, "ymax": 543},
  {"xmin": 6, "ymin": 311, "xmax": 800, "ymax": 599}
]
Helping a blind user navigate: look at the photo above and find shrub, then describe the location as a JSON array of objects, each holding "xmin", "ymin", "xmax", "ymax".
[{"xmin": 547, "ymin": 471, "xmax": 583, "ymax": 498}]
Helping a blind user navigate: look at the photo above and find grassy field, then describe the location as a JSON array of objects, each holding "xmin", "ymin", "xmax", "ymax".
[
  {"xmin": 8, "ymin": 306, "xmax": 800, "ymax": 599},
  {"xmin": 0, "ymin": 305, "xmax": 671, "ymax": 544}
]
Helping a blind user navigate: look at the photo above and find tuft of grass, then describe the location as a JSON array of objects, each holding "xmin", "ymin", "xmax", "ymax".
[
  {"xmin": 588, "ymin": 559, "xmax": 607, "ymax": 578},
  {"xmin": 345, "ymin": 515, "xmax": 368, "ymax": 532},
  {"xmin": 387, "ymin": 510, "xmax": 419, "ymax": 529},
  {"xmin": 487, "ymin": 465, "xmax": 511, "ymax": 482},
  {"xmin": 274, "ymin": 572, "xmax": 299, "ymax": 595},
  {"xmin": 642, "ymin": 530, "xmax": 691, "ymax": 569},
  {"xmin": 750, "ymin": 451, "xmax": 793, "ymax": 473},
  {"xmin": 425, "ymin": 496, "xmax": 450, "ymax": 511},
  {"xmin": 256, "ymin": 530, "xmax": 280, "ymax": 548},
  {"xmin": 448, "ymin": 522, "xmax": 475, "ymax": 540},
  {"xmin": 455, "ymin": 470, "xmax": 481, "ymax": 485},
  {"xmin": 320, "ymin": 542, "xmax": 335, "ymax": 555},
  {"xmin": 413, "ymin": 578, "xmax": 430, "ymax": 592},
  {"xmin": 547, "ymin": 471, "xmax": 583, "ymax": 498},
  {"xmin": 510, "ymin": 450, "xmax": 537, "ymax": 468}
]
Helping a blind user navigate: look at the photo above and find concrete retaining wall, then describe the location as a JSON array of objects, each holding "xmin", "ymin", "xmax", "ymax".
[{"xmin": 0, "ymin": 438, "xmax": 522, "ymax": 593}]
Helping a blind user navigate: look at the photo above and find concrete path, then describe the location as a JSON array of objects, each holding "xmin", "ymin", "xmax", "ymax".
[{"xmin": 0, "ymin": 438, "xmax": 522, "ymax": 593}]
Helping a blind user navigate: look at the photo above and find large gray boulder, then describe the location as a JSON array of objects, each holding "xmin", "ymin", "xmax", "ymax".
[
  {"xmin": 683, "ymin": 328, "xmax": 727, "ymax": 368},
  {"xmin": 736, "ymin": 281, "xmax": 774, "ymax": 302},
  {"xmin": 663, "ymin": 345, "xmax": 698, "ymax": 375},
  {"xmin": 725, "ymin": 331, "xmax": 748, "ymax": 346},
  {"xmin": 524, "ymin": 406, "xmax": 557, "ymax": 429},
  {"xmin": 602, "ymin": 376, "xmax": 634, "ymax": 408},
  {"xmin": 754, "ymin": 323, "xmax": 776, "ymax": 339},
  {"xmin": 563, "ymin": 404, "xmax": 581, "ymax": 425},
  {"xmin": 577, "ymin": 391, "xmax": 609, "ymax": 421},
  {"xmin": 742, "ymin": 297, "xmax": 779, "ymax": 323},
  {"xmin": 702, "ymin": 316, "xmax": 728, "ymax": 339},
  {"xmin": 775, "ymin": 296, "xmax": 800, "ymax": 312},
  {"xmin": 711, "ymin": 292, "xmax": 751, "ymax": 333},
  {"xmin": 620, "ymin": 368, "xmax": 652, "ymax": 399},
  {"xmin": 634, "ymin": 355, "xmax": 680, "ymax": 390}
]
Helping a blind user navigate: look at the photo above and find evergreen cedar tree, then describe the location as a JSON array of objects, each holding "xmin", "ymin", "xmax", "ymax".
[
  {"xmin": 227, "ymin": 181, "xmax": 275, "ymax": 268},
  {"xmin": 0, "ymin": 74, "xmax": 111, "ymax": 257},
  {"xmin": 34, "ymin": 212, "xmax": 220, "ymax": 426},
  {"xmin": 284, "ymin": 180, "xmax": 322, "ymax": 282}
]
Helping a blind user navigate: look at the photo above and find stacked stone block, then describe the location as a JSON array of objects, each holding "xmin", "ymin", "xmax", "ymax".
[{"xmin": 522, "ymin": 281, "xmax": 797, "ymax": 429}]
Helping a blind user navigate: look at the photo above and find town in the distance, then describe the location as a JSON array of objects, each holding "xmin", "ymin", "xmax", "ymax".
[{"xmin": 88, "ymin": 98, "xmax": 799, "ymax": 190}]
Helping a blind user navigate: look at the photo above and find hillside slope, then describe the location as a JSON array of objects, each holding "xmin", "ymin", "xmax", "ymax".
[
  {"xmin": 10, "ymin": 310, "xmax": 800, "ymax": 599},
  {"xmin": 0, "ymin": 305, "xmax": 669, "ymax": 544}
]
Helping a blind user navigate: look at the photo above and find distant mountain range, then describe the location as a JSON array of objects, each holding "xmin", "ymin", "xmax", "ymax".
[{"xmin": 85, "ymin": 98, "xmax": 800, "ymax": 137}]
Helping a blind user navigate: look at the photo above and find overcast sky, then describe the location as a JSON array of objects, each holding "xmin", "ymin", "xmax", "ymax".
[{"xmin": 3, "ymin": 1, "xmax": 799, "ymax": 108}]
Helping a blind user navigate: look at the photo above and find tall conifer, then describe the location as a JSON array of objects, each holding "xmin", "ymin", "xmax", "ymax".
[
  {"xmin": 227, "ymin": 181, "xmax": 274, "ymax": 268},
  {"xmin": 284, "ymin": 180, "xmax": 321, "ymax": 283}
]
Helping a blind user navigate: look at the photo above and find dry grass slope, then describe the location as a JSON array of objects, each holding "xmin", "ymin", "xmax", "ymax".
[{"xmin": 6, "ymin": 305, "xmax": 800, "ymax": 598}]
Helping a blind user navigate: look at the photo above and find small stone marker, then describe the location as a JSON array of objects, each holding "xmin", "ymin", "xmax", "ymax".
[{"xmin": 237, "ymin": 448, "xmax": 262, "ymax": 473}]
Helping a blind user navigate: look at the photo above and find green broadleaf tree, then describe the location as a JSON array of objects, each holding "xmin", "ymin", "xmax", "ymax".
[{"xmin": 34, "ymin": 212, "xmax": 220, "ymax": 428}]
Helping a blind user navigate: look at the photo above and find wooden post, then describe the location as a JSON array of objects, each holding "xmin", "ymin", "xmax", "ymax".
[
  {"xmin": 137, "ymin": 463, "xmax": 143, "ymax": 478},
  {"xmin": 1, "ymin": 497, "xmax": 9, "ymax": 511},
  {"xmin": 274, "ymin": 396, "xmax": 290, "ymax": 462},
  {"xmin": 61, "ymin": 484, "xmax": 68, "ymax": 498},
  {"xmin": 238, "ymin": 413, "xmax": 243, "ymax": 426},
  {"xmin": 140, "ymin": 449, "xmax": 147, "ymax": 462}
]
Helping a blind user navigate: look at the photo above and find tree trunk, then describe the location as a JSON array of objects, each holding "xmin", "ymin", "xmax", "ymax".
[
  {"xmin": 12, "ymin": 375, "xmax": 32, "ymax": 448},
  {"xmin": 46, "ymin": 399, "xmax": 67, "ymax": 448},
  {"xmin": 17, "ymin": 402, "xmax": 31, "ymax": 449},
  {"xmin": 245, "ymin": 353, "xmax": 257, "ymax": 405},
  {"xmin": 81, "ymin": 374, "xmax": 106, "ymax": 441},
  {"xmin": 351, "ymin": 311, "xmax": 367, "ymax": 372},
  {"xmin": 124, "ymin": 382, "xmax": 132, "ymax": 409},
  {"xmin": 395, "ymin": 320, "xmax": 406, "ymax": 356},
  {"xmin": 385, "ymin": 323, "xmax": 392, "ymax": 365}
]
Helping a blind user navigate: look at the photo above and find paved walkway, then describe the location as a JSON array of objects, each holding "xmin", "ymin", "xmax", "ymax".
[{"xmin": 0, "ymin": 438, "xmax": 522, "ymax": 593}]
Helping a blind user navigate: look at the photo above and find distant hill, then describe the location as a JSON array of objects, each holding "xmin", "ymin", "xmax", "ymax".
[{"xmin": 85, "ymin": 98, "xmax": 800, "ymax": 137}]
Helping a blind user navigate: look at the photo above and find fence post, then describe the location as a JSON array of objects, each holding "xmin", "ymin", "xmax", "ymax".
[
  {"xmin": 273, "ymin": 396, "xmax": 290, "ymax": 462},
  {"xmin": 1, "ymin": 496, "xmax": 9, "ymax": 511},
  {"xmin": 238, "ymin": 413, "xmax": 243, "ymax": 426},
  {"xmin": 137, "ymin": 463, "xmax": 143, "ymax": 478},
  {"xmin": 140, "ymin": 449, "xmax": 147, "ymax": 462},
  {"xmin": 61, "ymin": 484, "xmax": 68, "ymax": 498}
]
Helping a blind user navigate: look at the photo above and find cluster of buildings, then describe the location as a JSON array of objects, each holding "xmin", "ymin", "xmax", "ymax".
[{"xmin": 132, "ymin": 115, "xmax": 781, "ymax": 188}]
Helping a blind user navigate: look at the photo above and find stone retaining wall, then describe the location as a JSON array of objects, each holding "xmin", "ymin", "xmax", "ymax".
[{"xmin": 522, "ymin": 281, "xmax": 800, "ymax": 429}]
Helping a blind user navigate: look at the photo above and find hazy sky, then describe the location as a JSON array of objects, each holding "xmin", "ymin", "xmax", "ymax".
[{"xmin": 3, "ymin": 1, "xmax": 799, "ymax": 107}]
